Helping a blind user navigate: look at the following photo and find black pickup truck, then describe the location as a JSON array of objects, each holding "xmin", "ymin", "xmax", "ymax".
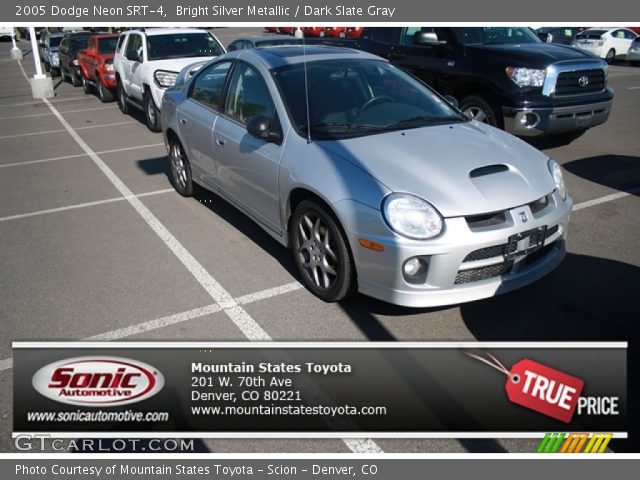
[{"xmin": 316, "ymin": 27, "xmax": 614, "ymax": 139}]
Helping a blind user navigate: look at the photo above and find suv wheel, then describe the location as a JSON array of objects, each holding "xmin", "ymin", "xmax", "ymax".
[
  {"xmin": 460, "ymin": 94, "xmax": 503, "ymax": 129},
  {"xmin": 144, "ymin": 90, "xmax": 161, "ymax": 132},
  {"xmin": 117, "ymin": 81, "xmax": 129, "ymax": 114}
]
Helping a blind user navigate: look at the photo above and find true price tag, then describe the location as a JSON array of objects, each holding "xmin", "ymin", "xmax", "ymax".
[{"xmin": 466, "ymin": 351, "xmax": 584, "ymax": 424}]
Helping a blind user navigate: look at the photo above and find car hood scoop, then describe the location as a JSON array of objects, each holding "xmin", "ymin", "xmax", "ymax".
[{"xmin": 317, "ymin": 122, "xmax": 555, "ymax": 217}]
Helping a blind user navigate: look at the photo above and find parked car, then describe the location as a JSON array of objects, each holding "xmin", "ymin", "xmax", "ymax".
[
  {"xmin": 303, "ymin": 27, "xmax": 327, "ymax": 37},
  {"xmin": 77, "ymin": 34, "xmax": 119, "ymax": 102},
  {"xmin": 41, "ymin": 32, "xmax": 64, "ymax": 76},
  {"xmin": 17, "ymin": 27, "xmax": 44, "ymax": 40},
  {"xmin": 58, "ymin": 31, "xmax": 92, "ymax": 86},
  {"xmin": 344, "ymin": 27, "xmax": 364, "ymax": 38},
  {"xmin": 114, "ymin": 27, "xmax": 225, "ymax": 132},
  {"xmin": 535, "ymin": 27, "xmax": 585, "ymax": 45},
  {"xmin": 228, "ymin": 36, "xmax": 302, "ymax": 51},
  {"xmin": 572, "ymin": 27, "xmax": 638, "ymax": 63},
  {"xmin": 627, "ymin": 36, "xmax": 640, "ymax": 66},
  {"xmin": 324, "ymin": 27, "xmax": 347, "ymax": 38},
  {"xmin": 161, "ymin": 46, "xmax": 572, "ymax": 307},
  {"xmin": 0, "ymin": 26, "xmax": 14, "ymax": 40},
  {"xmin": 315, "ymin": 27, "xmax": 614, "ymax": 141}
]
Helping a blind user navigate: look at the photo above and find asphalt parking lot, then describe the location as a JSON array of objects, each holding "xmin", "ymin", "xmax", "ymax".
[{"xmin": 0, "ymin": 28, "xmax": 638, "ymax": 453}]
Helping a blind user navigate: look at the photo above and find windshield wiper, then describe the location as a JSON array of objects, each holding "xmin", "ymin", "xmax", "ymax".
[
  {"xmin": 304, "ymin": 122, "xmax": 382, "ymax": 131},
  {"xmin": 383, "ymin": 116, "xmax": 462, "ymax": 129}
]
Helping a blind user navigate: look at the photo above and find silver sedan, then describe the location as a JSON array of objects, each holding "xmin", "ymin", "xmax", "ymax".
[{"xmin": 161, "ymin": 47, "xmax": 572, "ymax": 307}]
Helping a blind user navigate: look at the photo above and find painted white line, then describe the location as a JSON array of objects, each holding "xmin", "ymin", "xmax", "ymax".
[
  {"xmin": 0, "ymin": 106, "xmax": 113, "ymax": 120},
  {"xmin": 573, "ymin": 188, "xmax": 640, "ymax": 211},
  {"xmin": 0, "ymin": 189, "xmax": 174, "ymax": 223},
  {"xmin": 0, "ymin": 143, "xmax": 164, "ymax": 168},
  {"xmin": 0, "ymin": 97, "xmax": 95, "ymax": 108},
  {"xmin": 608, "ymin": 72, "xmax": 640, "ymax": 77},
  {"xmin": 86, "ymin": 304, "xmax": 223, "ymax": 341},
  {"xmin": 629, "ymin": 86, "xmax": 640, "ymax": 90},
  {"xmin": 236, "ymin": 282, "xmax": 303, "ymax": 304},
  {"xmin": 0, "ymin": 358, "xmax": 12, "ymax": 371},
  {"xmin": 0, "ymin": 120, "xmax": 137, "ymax": 140}
]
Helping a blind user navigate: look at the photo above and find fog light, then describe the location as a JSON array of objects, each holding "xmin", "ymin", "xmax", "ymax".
[
  {"xmin": 402, "ymin": 257, "xmax": 427, "ymax": 283},
  {"xmin": 519, "ymin": 112, "xmax": 539, "ymax": 128}
]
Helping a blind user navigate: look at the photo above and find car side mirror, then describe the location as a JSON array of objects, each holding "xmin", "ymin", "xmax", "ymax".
[
  {"xmin": 126, "ymin": 50, "xmax": 142, "ymax": 62},
  {"xmin": 247, "ymin": 115, "xmax": 281, "ymax": 144},
  {"xmin": 413, "ymin": 31, "xmax": 447, "ymax": 46}
]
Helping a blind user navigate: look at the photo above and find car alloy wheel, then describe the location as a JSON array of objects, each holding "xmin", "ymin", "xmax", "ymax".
[
  {"xmin": 605, "ymin": 48, "xmax": 616, "ymax": 64},
  {"xmin": 169, "ymin": 140, "xmax": 193, "ymax": 196},
  {"xmin": 291, "ymin": 201, "xmax": 355, "ymax": 302},
  {"xmin": 98, "ymin": 82, "xmax": 114, "ymax": 103},
  {"xmin": 460, "ymin": 94, "xmax": 502, "ymax": 129}
]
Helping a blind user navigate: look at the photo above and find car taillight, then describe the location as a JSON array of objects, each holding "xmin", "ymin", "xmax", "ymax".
[
  {"xmin": 104, "ymin": 63, "xmax": 114, "ymax": 72},
  {"xmin": 73, "ymin": 59, "xmax": 79, "ymax": 66}
]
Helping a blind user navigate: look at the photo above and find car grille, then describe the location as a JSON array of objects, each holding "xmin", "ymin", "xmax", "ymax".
[
  {"xmin": 455, "ymin": 227, "xmax": 559, "ymax": 284},
  {"xmin": 555, "ymin": 69, "xmax": 605, "ymax": 96}
]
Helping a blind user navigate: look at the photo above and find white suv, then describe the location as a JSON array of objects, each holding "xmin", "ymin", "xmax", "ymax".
[{"xmin": 114, "ymin": 28, "xmax": 225, "ymax": 131}]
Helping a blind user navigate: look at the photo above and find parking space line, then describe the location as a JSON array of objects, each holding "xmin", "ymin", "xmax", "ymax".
[
  {"xmin": 0, "ymin": 188, "xmax": 174, "ymax": 223},
  {"xmin": 0, "ymin": 106, "xmax": 114, "ymax": 121},
  {"xmin": 0, "ymin": 97, "xmax": 95, "ymax": 108},
  {"xmin": 573, "ymin": 188, "xmax": 640, "ymax": 211},
  {"xmin": 0, "ymin": 120, "xmax": 137, "ymax": 140},
  {"xmin": 629, "ymin": 86, "xmax": 640, "ymax": 90},
  {"xmin": 0, "ymin": 143, "xmax": 164, "ymax": 168}
]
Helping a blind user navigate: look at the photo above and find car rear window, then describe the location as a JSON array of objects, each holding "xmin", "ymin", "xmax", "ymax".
[
  {"xmin": 98, "ymin": 37, "xmax": 119, "ymax": 54},
  {"xmin": 49, "ymin": 36, "xmax": 62, "ymax": 47},
  {"xmin": 577, "ymin": 30, "xmax": 607, "ymax": 39}
]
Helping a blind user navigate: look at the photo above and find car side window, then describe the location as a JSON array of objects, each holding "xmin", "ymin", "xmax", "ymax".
[
  {"xmin": 189, "ymin": 61, "xmax": 233, "ymax": 110},
  {"xmin": 370, "ymin": 28, "xmax": 394, "ymax": 44},
  {"xmin": 624, "ymin": 30, "xmax": 636, "ymax": 40},
  {"xmin": 125, "ymin": 34, "xmax": 142, "ymax": 58},
  {"xmin": 224, "ymin": 63, "xmax": 275, "ymax": 126}
]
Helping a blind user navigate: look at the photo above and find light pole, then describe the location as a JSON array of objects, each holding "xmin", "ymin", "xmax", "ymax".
[{"xmin": 27, "ymin": 26, "xmax": 54, "ymax": 99}]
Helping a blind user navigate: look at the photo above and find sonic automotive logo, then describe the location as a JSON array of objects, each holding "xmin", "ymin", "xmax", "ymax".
[{"xmin": 32, "ymin": 357, "xmax": 164, "ymax": 407}]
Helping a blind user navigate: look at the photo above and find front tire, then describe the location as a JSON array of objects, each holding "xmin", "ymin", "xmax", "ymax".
[
  {"xmin": 117, "ymin": 81, "xmax": 129, "ymax": 114},
  {"xmin": 97, "ymin": 81, "xmax": 114, "ymax": 102},
  {"xmin": 169, "ymin": 139, "xmax": 193, "ymax": 197},
  {"xmin": 460, "ymin": 94, "xmax": 503, "ymax": 129},
  {"xmin": 71, "ymin": 70, "xmax": 81, "ymax": 87},
  {"xmin": 291, "ymin": 201, "xmax": 355, "ymax": 302},
  {"xmin": 144, "ymin": 90, "xmax": 161, "ymax": 132}
]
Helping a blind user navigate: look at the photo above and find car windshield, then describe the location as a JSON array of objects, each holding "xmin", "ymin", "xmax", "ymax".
[
  {"xmin": 274, "ymin": 59, "xmax": 466, "ymax": 140},
  {"xmin": 147, "ymin": 33, "xmax": 224, "ymax": 60},
  {"xmin": 98, "ymin": 37, "xmax": 119, "ymax": 53},
  {"xmin": 69, "ymin": 37, "xmax": 90, "ymax": 50},
  {"xmin": 453, "ymin": 27, "xmax": 541, "ymax": 45},
  {"xmin": 49, "ymin": 36, "xmax": 62, "ymax": 47}
]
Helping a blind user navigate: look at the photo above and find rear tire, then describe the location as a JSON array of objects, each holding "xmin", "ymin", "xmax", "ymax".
[
  {"xmin": 169, "ymin": 139, "xmax": 194, "ymax": 197},
  {"xmin": 605, "ymin": 48, "xmax": 616, "ymax": 64},
  {"xmin": 144, "ymin": 90, "xmax": 161, "ymax": 132},
  {"xmin": 71, "ymin": 71, "xmax": 81, "ymax": 87},
  {"xmin": 460, "ymin": 94, "xmax": 503, "ymax": 129},
  {"xmin": 117, "ymin": 81, "xmax": 129, "ymax": 114}
]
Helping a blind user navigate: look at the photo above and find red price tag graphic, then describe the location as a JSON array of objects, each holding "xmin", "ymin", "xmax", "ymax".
[
  {"xmin": 506, "ymin": 359, "xmax": 584, "ymax": 423},
  {"xmin": 465, "ymin": 351, "xmax": 584, "ymax": 424}
]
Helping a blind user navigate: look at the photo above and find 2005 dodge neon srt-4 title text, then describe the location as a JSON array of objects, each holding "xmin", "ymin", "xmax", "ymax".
[{"xmin": 14, "ymin": 4, "xmax": 397, "ymax": 18}]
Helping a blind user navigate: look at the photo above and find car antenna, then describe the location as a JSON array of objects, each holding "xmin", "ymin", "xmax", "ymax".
[{"xmin": 302, "ymin": 30, "xmax": 312, "ymax": 144}]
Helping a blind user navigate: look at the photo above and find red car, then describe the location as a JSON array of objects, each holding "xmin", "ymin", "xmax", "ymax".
[
  {"xmin": 302, "ymin": 27, "xmax": 326, "ymax": 37},
  {"xmin": 277, "ymin": 27, "xmax": 296, "ymax": 35},
  {"xmin": 324, "ymin": 27, "xmax": 347, "ymax": 38},
  {"xmin": 344, "ymin": 27, "xmax": 364, "ymax": 38},
  {"xmin": 77, "ymin": 34, "xmax": 119, "ymax": 102}
]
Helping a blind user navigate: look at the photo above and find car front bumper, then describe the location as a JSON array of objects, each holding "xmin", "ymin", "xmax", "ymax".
[
  {"xmin": 627, "ymin": 49, "xmax": 640, "ymax": 62},
  {"xmin": 503, "ymin": 99, "xmax": 613, "ymax": 136},
  {"xmin": 338, "ymin": 191, "xmax": 572, "ymax": 308}
]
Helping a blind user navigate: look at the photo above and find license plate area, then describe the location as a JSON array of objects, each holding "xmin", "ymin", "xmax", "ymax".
[{"xmin": 506, "ymin": 226, "xmax": 547, "ymax": 261}]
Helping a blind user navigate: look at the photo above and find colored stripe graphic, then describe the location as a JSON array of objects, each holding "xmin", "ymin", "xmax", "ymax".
[{"xmin": 537, "ymin": 433, "xmax": 613, "ymax": 453}]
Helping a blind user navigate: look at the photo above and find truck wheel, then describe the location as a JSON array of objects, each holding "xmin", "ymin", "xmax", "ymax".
[
  {"xmin": 144, "ymin": 90, "xmax": 161, "ymax": 132},
  {"xmin": 98, "ymin": 82, "xmax": 114, "ymax": 103},
  {"xmin": 117, "ymin": 81, "xmax": 129, "ymax": 114},
  {"xmin": 82, "ymin": 75, "xmax": 91, "ymax": 94},
  {"xmin": 605, "ymin": 49, "xmax": 616, "ymax": 64},
  {"xmin": 460, "ymin": 94, "xmax": 503, "ymax": 129}
]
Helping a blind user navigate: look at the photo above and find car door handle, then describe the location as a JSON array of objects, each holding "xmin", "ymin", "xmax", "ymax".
[
  {"xmin": 179, "ymin": 117, "xmax": 187, "ymax": 124},
  {"xmin": 216, "ymin": 138, "xmax": 226, "ymax": 146}
]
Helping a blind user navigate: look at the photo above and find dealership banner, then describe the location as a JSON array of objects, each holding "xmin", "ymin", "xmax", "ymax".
[
  {"xmin": 13, "ymin": 342, "xmax": 627, "ymax": 437},
  {"xmin": 2, "ymin": 0, "xmax": 639, "ymax": 23}
]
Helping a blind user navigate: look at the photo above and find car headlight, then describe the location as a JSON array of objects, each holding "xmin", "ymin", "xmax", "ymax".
[
  {"xmin": 154, "ymin": 70, "xmax": 179, "ymax": 88},
  {"xmin": 382, "ymin": 193, "xmax": 443, "ymax": 240},
  {"xmin": 505, "ymin": 67, "xmax": 546, "ymax": 87},
  {"xmin": 548, "ymin": 159, "xmax": 567, "ymax": 200}
]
